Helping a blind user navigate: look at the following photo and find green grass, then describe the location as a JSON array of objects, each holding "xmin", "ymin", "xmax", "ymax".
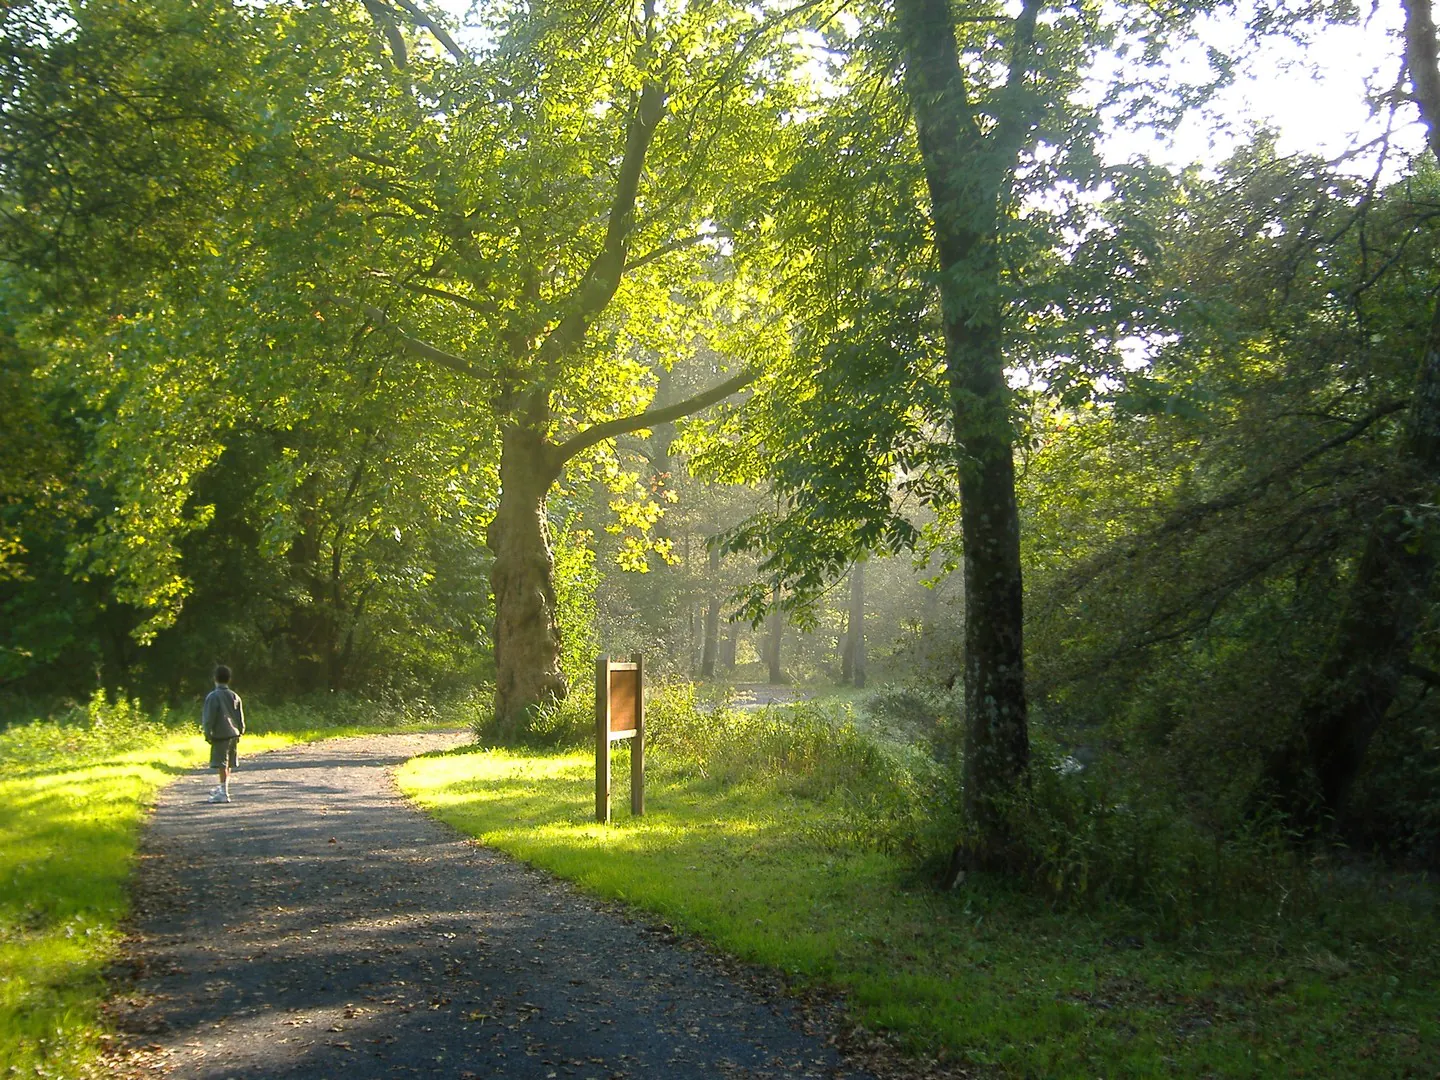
[
  {"xmin": 399, "ymin": 742, "xmax": 1440, "ymax": 1078},
  {"xmin": 0, "ymin": 695, "xmax": 462, "ymax": 1079}
]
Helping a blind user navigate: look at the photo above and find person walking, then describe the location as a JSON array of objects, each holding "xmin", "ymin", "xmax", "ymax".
[{"xmin": 203, "ymin": 665, "xmax": 245, "ymax": 803}]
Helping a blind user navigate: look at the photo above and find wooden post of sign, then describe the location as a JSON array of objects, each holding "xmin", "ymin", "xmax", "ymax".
[
  {"xmin": 630, "ymin": 653, "xmax": 645, "ymax": 817},
  {"xmin": 596, "ymin": 653, "xmax": 645, "ymax": 823},
  {"xmin": 595, "ymin": 654, "xmax": 611, "ymax": 824}
]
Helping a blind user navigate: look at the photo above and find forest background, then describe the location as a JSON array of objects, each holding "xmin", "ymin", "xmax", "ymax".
[
  {"xmin": 2, "ymin": 0, "xmax": 1440, "ymax": 958},
  {"xmin": 4, "ymin": 0, "xmax": 1440, "ymax": 1073}
]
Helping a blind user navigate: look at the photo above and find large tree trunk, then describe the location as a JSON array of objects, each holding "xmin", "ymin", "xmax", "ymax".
[
  {"xmin": 488, "ymin": 425, "xmax": 566, "ymax": 735},
  {"xmin": 956, "ymin": 426, "xmax": 1028, "ymax": 853},
  {"xmin": 895, "ymin": 0, "xmax": 1033, "ymax": 870},
  {"xmin": 478, "ymin": 371, "xmax": 759, "ymax": 734}
]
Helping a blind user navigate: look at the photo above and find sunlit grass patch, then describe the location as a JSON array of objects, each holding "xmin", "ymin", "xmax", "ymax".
[
  {"xmin": 0, "ymin": 695, "xmax": 461, "ymax": 1080},
  {"xmin": 0, "ymin": 731, "xmax": 203, "ymax": 1077},
  {"xmin": 400, "ymin": 733, "xmax": 1440, "ymax": 1078}
]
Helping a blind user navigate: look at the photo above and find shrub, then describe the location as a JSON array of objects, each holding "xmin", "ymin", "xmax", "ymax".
[
  {"xmin": 861, "ymin": 684, "xmax": 950, "ymax": 733},
  {"xmin": 644, "ymin": 684, "xmax": 964, "ymax": 859},
  {"xmin": 987, "ymin": 736, "xmax": 1318, "ymax": 925},
  {"xmin": 0, "ymin": 690, "xmax": 174, "ymax": 775},
  {"xmin": 471, "ymin": 691, "xmax": 591, "ymax": 748}
]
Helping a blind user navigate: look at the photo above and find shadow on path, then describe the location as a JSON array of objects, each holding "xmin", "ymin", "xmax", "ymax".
[{"xmin": 108, "ymin": 732, "xmax": 868, "ymax": 1079}]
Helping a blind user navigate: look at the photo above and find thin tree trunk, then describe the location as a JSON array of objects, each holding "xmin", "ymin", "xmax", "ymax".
[
  {"xmin": 700, "ymin": 543, "xmax": 721, "ymax": 678},
  {"xmin": 488, "ymin": 425, "xmax": 566, "ymax": 735},
  {"xmin": 895, "ymin": 0, "xmax": 1033, "ymax": 872},
  {"xmin": 721, "ymin": 620, "xmax": 738, "ymax": 671},
  {"xmin": 849, "ymin": 559, "xmax": 867, "ymax": 690},
  {"xmin": 765, "ymin": 596, "xmax": 785, "ymax": 684}
]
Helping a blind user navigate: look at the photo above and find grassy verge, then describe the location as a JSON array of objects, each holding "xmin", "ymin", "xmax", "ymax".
[
  {"xmin": 0, "ymin": 693, "xmax": 463, "ymax": 1078},
  {"xmin": 398, "ymin": 705, "xmax": 1439, "ymax": 1078}
]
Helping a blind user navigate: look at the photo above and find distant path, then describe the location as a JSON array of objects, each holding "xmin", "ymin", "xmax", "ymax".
[
  {"xmin": 728, "ymin": 685, "xmax": 813, "ymax": 710},
  {"xmin": 107, "ymin": 732, "xmax": 869, "ymax": 1079}
]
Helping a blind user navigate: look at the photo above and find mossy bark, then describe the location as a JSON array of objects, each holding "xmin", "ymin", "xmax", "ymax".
[
  {"xmin": 895, "ymin": 0, "xmax": 1036, "ymax": 870},
  {"xmin": 488, "ymin": 426, "xmax": 566, "ymax": 735}
]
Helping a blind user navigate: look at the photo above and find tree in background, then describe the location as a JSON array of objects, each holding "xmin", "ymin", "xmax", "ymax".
[
  {"xmin": 0, "ymin": 1, "xmax": 505, "ymax": 697},
  {"xmin": 326, "ymin": 0, "xmax": 800, "ymax": 734},
  {"xmin": 840, "ymin": 558, "xmax": 866, "ymax": 688},
  {"xmin": 0, "ymin": 0, "xmax": 799, "ymax": 713},
  {"xmin": 1274, "ymin": 0, "xmax": 1440, "ymax": 822},
  {"xmin": 708, "ymin": 0, "xmax": 1207, "ymax": 868}
]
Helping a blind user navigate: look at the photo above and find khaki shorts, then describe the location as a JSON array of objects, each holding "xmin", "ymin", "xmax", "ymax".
[{"xmin": 209, "ymin": 738, "xmax": 239, "ymax": 770}]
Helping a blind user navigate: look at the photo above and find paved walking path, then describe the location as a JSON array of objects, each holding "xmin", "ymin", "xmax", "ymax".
[{"xmin": 107, "ymin": 732, "xmax": 870, "ymax": 1079}]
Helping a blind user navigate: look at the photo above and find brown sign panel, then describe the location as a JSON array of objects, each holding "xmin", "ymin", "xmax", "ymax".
[
  {"xmin": 596, "ymin": 654, "xmax": 645, "ymax": 823},
  {"xmin": 608, "ymin": 666, "xmax": 639, "ymax": 735}
]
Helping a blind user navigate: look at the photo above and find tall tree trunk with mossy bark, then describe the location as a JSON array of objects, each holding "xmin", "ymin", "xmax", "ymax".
[{"xmin": 894, "ymin": 0, "xmax": 1040, "ymax": 873}]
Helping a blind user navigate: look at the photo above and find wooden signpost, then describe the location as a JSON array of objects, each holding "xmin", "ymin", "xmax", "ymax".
[{"xmin": 596, "ymin": 653, "xmax": 645, "ymax": 823}]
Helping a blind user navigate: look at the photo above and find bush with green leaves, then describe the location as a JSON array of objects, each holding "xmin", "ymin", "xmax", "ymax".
[
  {"xmin": 642, "ymin": 685, "xmax": 962, "ymax": 860},
  {"xmin": 990, "ymin": 737, "xmax": 1314, "ymax": 924},
  {"xmin": 0, "ymin": 690, "xmax": 174, "ymax": 774}
]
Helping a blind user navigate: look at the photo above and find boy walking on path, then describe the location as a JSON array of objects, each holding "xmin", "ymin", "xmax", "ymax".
[{"xmin": 203, "ymin": 665, "xmax": 245, "ymax": 804}]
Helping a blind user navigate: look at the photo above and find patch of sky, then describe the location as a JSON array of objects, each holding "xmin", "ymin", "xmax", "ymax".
[{"xmin": 1093, "ymin": 0, "xmax": 1422, "ymax": 176}]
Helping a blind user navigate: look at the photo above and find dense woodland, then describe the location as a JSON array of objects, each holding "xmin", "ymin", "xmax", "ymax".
[{"xmin": 3, "ymin": 0, "xmax": 1440, "ymax": 872}]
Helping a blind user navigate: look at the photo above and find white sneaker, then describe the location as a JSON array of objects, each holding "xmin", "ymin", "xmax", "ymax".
[
  {"xmin": 208, "ymin": 790, "xmax": 230, "ymax": 804},
  {"xmin": 209, "ymin": 785, "xmax": 223, "ymax": 797}
]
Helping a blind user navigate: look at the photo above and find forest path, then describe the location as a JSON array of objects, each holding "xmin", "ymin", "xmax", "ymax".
[
  {"xmin": 106, "ymin": 732, "xmax": 868, "ymax": 1080},
  {"xmin": 728, "ymin": 685, "xmax": 812, "ymax": 710}
]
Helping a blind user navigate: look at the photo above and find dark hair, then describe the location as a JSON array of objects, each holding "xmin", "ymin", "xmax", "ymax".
[{"xmin": 214, "ymin": 665, "xmax": 232, "ymax": 684}]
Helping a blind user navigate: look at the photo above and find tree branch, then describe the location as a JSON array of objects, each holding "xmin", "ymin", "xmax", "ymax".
[
  {"xmin": 361, "ymin": 0, "xmax": 409, "ymax": 70},
  {"xmin": 1140, "ymin": 400, "xmax": 1407, "ymax": 543},
  {"xmin": 993, "ymin": 0, "xmax": 1045, "ymax": 161},
  {"xmin": 324, "ymin": 295, "xmax": 488, "ymax": 381},
  {"xmin": 1053, "ymin": 399, "xmax": 1409, "ymax": 600},
  {"xmin": 535, "ymin": 0, "xmax": 666, "ymax": 367},
  {"xmin": 554, "ymin": 368, "xmax": 758, "ymax": 467},
  {"xmin": 384, "ymin": 0, "xmax": 470, "ymax": 64},
  {"xmin": 392, "ymin": 278, "xmax": 494, "ymax": 316},
  {"xmin": 624, "ymin": 231, "xmax": 715, "ymax": 273},
  {"xmin": 1406, "ymin": 660, "xmax": 1440, "ymax": 687}
]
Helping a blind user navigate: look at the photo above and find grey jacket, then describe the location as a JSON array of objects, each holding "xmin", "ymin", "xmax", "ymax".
[{"xmin": 203, "ymin": 686, "xmax": 246, "ymax": 742}]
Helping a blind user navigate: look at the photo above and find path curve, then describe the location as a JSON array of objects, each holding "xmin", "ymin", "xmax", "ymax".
[{"xmin": 107, "ymin": 732, "xmax": 870, "ymax": 1079}]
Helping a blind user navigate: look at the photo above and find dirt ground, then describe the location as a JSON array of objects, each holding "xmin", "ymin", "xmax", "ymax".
[{"xmin": 102, "ymin": 732, "xmax": 877, "ymax": 1079}]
